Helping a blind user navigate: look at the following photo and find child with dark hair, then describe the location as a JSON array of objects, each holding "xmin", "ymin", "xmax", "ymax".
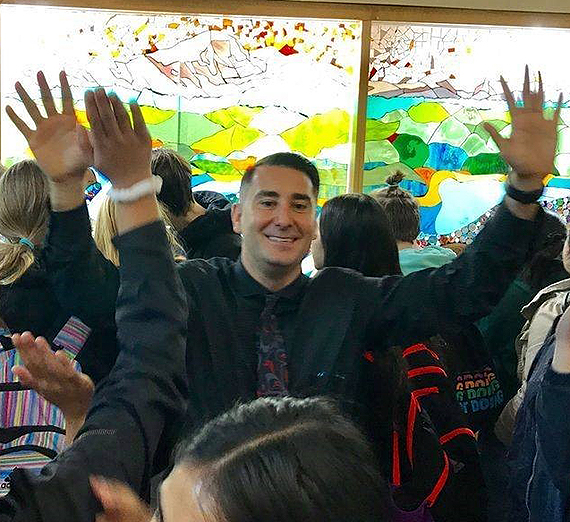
[
  {"xmin": 371, "ymin": 172, "xmax": 456, "ymax": 274},
  {"xmin": 151, "ymin": 148, "xmax": 241, "ymax": 260},
  {"xmin": 312, "ymin": 193, "xmax": 401, "ymax": 277}
]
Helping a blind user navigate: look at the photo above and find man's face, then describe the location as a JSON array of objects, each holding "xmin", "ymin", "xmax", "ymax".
[{"xmin": 232, "ymin": 165, "xmax": 317, "ymax": 275}]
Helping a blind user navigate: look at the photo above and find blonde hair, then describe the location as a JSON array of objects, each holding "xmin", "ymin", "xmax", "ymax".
[
  {"xmin": 0, "ymin": 160, "xmax": 49, "ymax": 285},
  {"xmin": 94, "ymin": 197, "xmax": 185, "ymax": 266}
]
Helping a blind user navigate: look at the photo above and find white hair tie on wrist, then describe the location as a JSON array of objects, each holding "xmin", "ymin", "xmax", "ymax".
[{"xmin": 107, "ymin": 176, "xmax": 163, "ymax": 203}]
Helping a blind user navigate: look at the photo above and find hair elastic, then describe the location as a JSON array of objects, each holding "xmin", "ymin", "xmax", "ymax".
[{"xmin": 18, "ymin": 238, "xmax": 34, "ymax": 250}]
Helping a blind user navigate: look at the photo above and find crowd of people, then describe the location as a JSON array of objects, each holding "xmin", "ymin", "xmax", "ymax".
[{"xmin": 0, "ymin": 66, "xmax": 569, "ymax": 521}]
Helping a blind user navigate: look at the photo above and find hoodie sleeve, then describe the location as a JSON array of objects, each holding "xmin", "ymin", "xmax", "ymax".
[
  {"xmin": 362, "ymin": 202, "xmax": 543, "ymax": 350},
  {"xmin": 0, "ymin": 220, "xmax": 188, "ymax": 522},
  {"xmin": 44, "ymin": 204, "xmax": 119, "ymax": 329}
]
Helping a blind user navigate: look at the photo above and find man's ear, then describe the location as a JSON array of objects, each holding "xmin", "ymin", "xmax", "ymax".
[{"xmin": 231, "ymin": 203, "xmax": 243, "ymax": 234}]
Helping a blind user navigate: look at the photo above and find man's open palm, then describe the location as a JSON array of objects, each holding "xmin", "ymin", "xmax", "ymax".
[{"xmin": 484, "ymin": 66, "xmax": 562, "ymax": 180}]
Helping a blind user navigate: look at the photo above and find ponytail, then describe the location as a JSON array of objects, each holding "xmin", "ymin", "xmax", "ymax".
[
  {"xmin": 0, "ymin": 160, "xmax": 49, "ymax": 285},
  {"xmin": 0, "ymin": 243, "xmax": 36, "ymax": 285}
]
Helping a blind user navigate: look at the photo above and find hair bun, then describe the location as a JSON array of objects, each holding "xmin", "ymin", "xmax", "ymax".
[{"xmin": 386, "ymin": 171, "xmax": 405, "ymax": 186}]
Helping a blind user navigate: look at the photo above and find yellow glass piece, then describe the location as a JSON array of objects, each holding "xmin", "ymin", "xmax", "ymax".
[
  {"xmin": 134, "ymin": 23, "xmax": 147, "ymax": 36},
  {"xmin": 281, "ymin": 109, "xmax": 350, "ymax": 157},
  {"xmin": 408, "ymin": 102, "xmax": 449, "ymax": 124},
  {"xmin": 229, "ymin": 156, "xmax": 256, "ymax": 173},
  {"xmin": 74, "ymin": 106, "xmax": 174, "ymax": 128},
  {"xmin": 417, "ymin": 170, "xmax": 458, "ymax": 207},
  {"xmin": 192, "ymin": 125, "xmax": 263, "ymax": 157},
  {"xmin": 139, "ymin": 106, "xmax": 176, "ymax": 125},
  {"xmin": 76, "ymin": 110, "xmax": 89, "ymax": 128},
  {"xmin": 206, "ymin": 106, "xmax": 263, "ymax": 128}
]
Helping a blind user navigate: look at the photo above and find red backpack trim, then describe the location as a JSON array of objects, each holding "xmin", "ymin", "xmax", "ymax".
[
  {"xmin": 439, "ymin": 427, "xmax": 476, "ymax": 445},
  {"xmin": 408, "ymin": 366, "xmax": 448, "ymax": 379},
  {"xmin": 403, "ymin": 343, "xmax": 441, "ymax": 361},
  {"xmin": 426, "ymin": 452, "xmax": 450, "ymax": 507}
]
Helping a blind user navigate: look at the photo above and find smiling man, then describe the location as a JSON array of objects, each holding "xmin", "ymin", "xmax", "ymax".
[
  {"xmin": 1, "ymin": 67, "xmax": 561, "ymax": 521},
  {"xmin": 232, "ymin": 154, "xmax": 319, "ymax": 291}
]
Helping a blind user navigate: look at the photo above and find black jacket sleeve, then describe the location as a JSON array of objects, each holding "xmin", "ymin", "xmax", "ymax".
[
  {"xmin": 362, "ymin": 202, "xmax": 542, "ymax": 349},
  {"xmin": 0, "ymin": 221, "xmax": 188, "ymax": 522},
  {"xmin": 536, "ymin": 366, "xmax": 570, "ymax": 492},
  {"xmin": 44, "ymin": 204, "xmax": 119, "ymax": 329}
]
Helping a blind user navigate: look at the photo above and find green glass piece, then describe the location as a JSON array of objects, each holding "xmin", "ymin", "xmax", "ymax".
[
  {"xmin": 363, "ymin": 162, "xmax": 424, "ymax": 186},
  {"xmin": 192, "ymin": 125, "xmax": 263, "ymax": 157},
  {"xmin": 461, "ymin": 152, "xmax": 510, "ymax": 175},
  {"xmin": 452, "ymin": 106, "xmax": 482, "ymax": 126},
  {"xmin": 554, "ymin": 154, "xmax": 569, "ymax": 176},
  {"xmin": 392, "ymin": 134, "xmax": 429, "ymax": 169},
  {"xmin": 365, "ymin": 120, "xmax": 399, "ymax": 141},
  {"xmin": 473, "ymin": 120, "xmax": 508, "ymax": 140},
  {"xmin": 191, "ymin": 159, "xmax": 241, "ymax": 177},
  {"xmin": 556, "ymin": 126, "xmax": 570, "ymax": 154},
  {"xmin": 380, "ymin": 109, "xmax": 408, "ymax": 123},
  {"xmin": 364, "ymin": 140, "xmax": 400, "ymax": 164},
  {"xmin": 397, "ymin": 116, "xmax": 439, "ymax": 144},
  {"xmin": 462, "ymin": 134, "xmax": 491, "ymax": 157},
  {"xmin": 431, "ymin": 117, "xmax": 470, "ymax": 147}
]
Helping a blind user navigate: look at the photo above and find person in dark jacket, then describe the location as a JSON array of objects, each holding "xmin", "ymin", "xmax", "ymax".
[
  {"xmin": 151, "ymin": 148, "xmax": 241, "ymax": 260},
  {"xmin": 0, "ymin": 77, "xmax": 189, "ymax": 521},
  {"xmin": 0, "ymin": 160, "xmax": 60, "ymax": 337},
  {"xmin": 0, "ymin": 84, "xmax": 393, "ymax": 522},
  {"xmin": 504, "ymin": 227, "xmax": 570, "ymax": 522},
  {"xmin": 313, "ymin": 193, "xmax": 487, "ymax": 522},
  {"xmin": 477, "ymin": 210, "xmax": 567, "ymax": 404},
  {"xmin": 2, "ymin": 68, "xmax": 559, "ymax": 517}
]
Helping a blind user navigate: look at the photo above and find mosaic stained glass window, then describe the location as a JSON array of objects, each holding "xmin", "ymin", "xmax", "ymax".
[
  {"xmin": 0, "ymin": 6, "xmax": 362, "ymax": 202},
  {"xmin": 367, "ymin": 23, "xmax": 570, "ymax": 243}
]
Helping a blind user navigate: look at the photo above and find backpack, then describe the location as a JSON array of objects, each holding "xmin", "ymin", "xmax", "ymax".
[
  {"xmin": 379, "ymin": 341, "xmax": 488, "ymax": 522},
  {"xmin": 0, "ymin": 316, "xmax": 91, "ymax": 495}
]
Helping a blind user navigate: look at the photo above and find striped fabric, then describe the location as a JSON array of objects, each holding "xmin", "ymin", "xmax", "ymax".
[
  {"xmin": 0, "ymin": 451, "xmax": 52, "ymax": 497},
  {"xmin": 52, "ymin": 316, "xmax": 92, "ymax": 359},
  {"xmin": 0, "ymin": 430, "xmax": 66, "ymax": 456},
  {"xmin": 0, "ymin": 316, "xmax": 91, "ymax": 495},
  {"xmin": 0, "ymin": 384, "xmax": 66, "ymax": 430}
]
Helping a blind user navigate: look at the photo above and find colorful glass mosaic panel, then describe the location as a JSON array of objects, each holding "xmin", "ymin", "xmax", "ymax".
[
  {"xmin": 1, "ymin": 7, "xmax": 361, "ymax": 202},
  {"xmin": 367, "ymin": 23, "xmax": 570, "ymax": 240}
]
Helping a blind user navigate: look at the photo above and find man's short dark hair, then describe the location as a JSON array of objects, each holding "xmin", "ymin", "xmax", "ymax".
[
  {"xmin": 240, "ymin": 153, "xmax": 320, "ymax": 199},
  {"xmin": 151, "ymin": 148, "xmax": 194, "ymax": 217}
]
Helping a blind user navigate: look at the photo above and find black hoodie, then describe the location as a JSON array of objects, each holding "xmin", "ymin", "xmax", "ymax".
[{"xmin": 180, "ymin": 191, "xmax": 241, "ymax": 261}]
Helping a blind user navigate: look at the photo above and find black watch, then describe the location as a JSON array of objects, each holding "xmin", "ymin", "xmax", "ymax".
[{"xmin": 505, "ymin": 182, "xmax": 543, "ymax": 204}]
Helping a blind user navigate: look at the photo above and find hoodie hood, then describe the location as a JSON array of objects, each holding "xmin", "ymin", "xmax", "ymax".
[
  {"xmin": 179, "ymin": 190, "xmax": 241, "ymax": 260},
  {"xmin": 194, "ymin": 190, "xmax": 232, "ymax": 212}
]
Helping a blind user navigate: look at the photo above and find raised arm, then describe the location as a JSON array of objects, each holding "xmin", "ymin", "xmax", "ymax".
[
  {"xmin": 364, "ymin": 68, "xmax": 560, "ymax": 349},
  {"xmin": 6, "ymin": 70, "xmax": 119, "ymax": 328},
  {"xmin": 0, "ymin": 81, "xmax": 188, "ymax": 522}
]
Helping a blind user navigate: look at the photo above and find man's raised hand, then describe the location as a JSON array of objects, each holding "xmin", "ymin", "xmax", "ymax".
[
  {"xmin": 5, "ymin": 71, "xmax": 93, "ymax": 182},
  {"xmin": 485, "ymin": 66, "xmax": 562, "ymax": 191}
]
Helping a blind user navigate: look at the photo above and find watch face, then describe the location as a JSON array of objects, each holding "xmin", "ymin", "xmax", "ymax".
[{"xmin": 85, "ymin": 182, "xmax": 103, "ymax": 201}]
